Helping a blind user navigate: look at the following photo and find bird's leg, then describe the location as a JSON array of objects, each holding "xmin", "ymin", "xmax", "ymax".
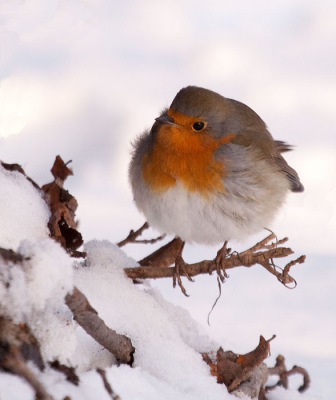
[
  {"xmin": 211, "ymin": 241, "xmax": 230, "ymax": 282},
  {"xmin": 173, "ymin": 240, "xmax": 194, "ymax": 296}
]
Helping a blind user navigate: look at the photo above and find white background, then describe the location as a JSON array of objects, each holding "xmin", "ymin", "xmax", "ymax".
[{"xmin": 0, "ymin": 0, "xmax": 335, "ymax": 397}]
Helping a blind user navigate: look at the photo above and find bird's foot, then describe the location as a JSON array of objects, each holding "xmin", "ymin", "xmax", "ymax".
[
  {"xmin": 211, "ymin": 241, "xmax": 230, "ymax": 282},
  {"xmin": 173, "ymin": 242, "xmax": 194, "ymax": 296}
]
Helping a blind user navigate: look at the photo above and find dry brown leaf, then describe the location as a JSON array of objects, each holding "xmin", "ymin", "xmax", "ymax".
[
  {"xmin": 42, "ymin": 156, "xmax": 84, "ymax": 256},
  {"xmin": 51, "ymin": 155, "xmax": 73, "ymax": 182},
  {"xmin": 203, "ymin": 335, "xmax": 275, "ymax": 392}
]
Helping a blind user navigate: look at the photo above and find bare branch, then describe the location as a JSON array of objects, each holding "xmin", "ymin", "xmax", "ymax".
[
  {"xmin": 1, "ymin": 345, "xmax": 53, "ymax": 400},
  {"xmin": 97, "ymin": 368, "xmax": 120, "ymax": 400},
  {"xmin": 118, "ymin": 222, "xmax": 149, "ymax": 247},
  {"xmin": 118, "ymin": 222, "xmax": 166, "ymax": 247},
  {"xmin": 1, "ymin": 161, "xmax": 40, "ymax": 190},
  {"xmin": 239, "ymin": 233, "xmax": 284, "ymax": 255},
  {"xmin": 231, "ymin": 363, "xmax": 269, "ymax": 398},
  {"xmin": 287, "ymin": 366, "xmax": 311, "ymax": 392},
  {"xmin": 49, "ymin": 360, "xmax": 79, "ymax": 386},
  {"xmin": 125, "ymin": 234, "xmax": 304, "ymax": 291},
  {"xmin": 0, "ymin": 317, "xmax": 50, "ymax": 398},
  {"xmin": 0, "ymin": 317, "xmax": 44, "ymax": 371},
  {"xmin": 266, "ymin": 354, "xmax": 310, "ymax": 393},
  {"xmin": 139, "ymin": 237, "xmax": 184, "ymax": 268},
  {"xmin": 283, "ymin": 255, "xmax": 306, "ymax": 279},
  {"xmin": 65, "ymin": 287, "xmax": 134, "ymax": 364}
]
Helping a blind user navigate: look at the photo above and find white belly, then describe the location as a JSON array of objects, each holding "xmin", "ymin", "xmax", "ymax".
[
  {"xmin": 133, "ymin": 170, "xmax": 289, "ymax": 245},
  {"xmin": 130, "ymin": 141, "xmax": 290, "ymax": 244}
]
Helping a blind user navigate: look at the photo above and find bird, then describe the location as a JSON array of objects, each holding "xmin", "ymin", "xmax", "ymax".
[{"xmin": 129, "ymin": 86, "xmax": 303, "ymax": 291}]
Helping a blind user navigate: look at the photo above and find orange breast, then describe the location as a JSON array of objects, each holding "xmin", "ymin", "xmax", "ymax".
[{"xmin": 141, "ymin": 112, "xmax": 234, "ymax": 196}]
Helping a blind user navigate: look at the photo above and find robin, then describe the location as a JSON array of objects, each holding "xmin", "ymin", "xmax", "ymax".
[{"xmin": 129, "ymin": 86, "xmax": 303, "ymax": 291}]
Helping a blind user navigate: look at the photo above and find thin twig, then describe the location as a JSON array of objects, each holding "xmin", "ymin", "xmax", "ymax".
[
  {"xmin": 117, "ymin": 222, "xmax": 166, "ymax": 247},
  {"xmin": 287, "ymin": 365, "xmax": 311, "ymax": 392},
  {"xmin": 117, "ymin": 222, "xmax": 149, "ymax": 247},
  {"xmin": 266, "ymin": 354, "xmax": 310, "ymax": 393},
  {"xmin": 2, "ymin": 345, "xmax": 53, "ymax": 400},
  {"xmin": 97, "ymin": 368, "xmax": 120, "ymax": 400},
  {"xmin": 283, "ymin": 255, "xmax": 306, "ymax": 279}
]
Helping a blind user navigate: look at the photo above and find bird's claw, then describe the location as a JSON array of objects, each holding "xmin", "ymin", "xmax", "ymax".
[
  {"xmin": 173, "ymin": 254, "xmax": 194, "ymax": 297},
  {"xmin": 210, "ymin": 241, "xmax": 230, "ymax": 282}
]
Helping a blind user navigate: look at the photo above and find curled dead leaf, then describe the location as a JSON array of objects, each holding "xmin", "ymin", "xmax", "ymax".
[
  {"xmin": 203, "ymin": 335, "xmax": 276, "ymax": 392},
  {"xmin": 42, "ymin": 156, "xmax": 84, "ymax": 257}
]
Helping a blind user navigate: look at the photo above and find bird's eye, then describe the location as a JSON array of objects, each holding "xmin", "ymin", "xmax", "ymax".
[{"xmin": 192, "ymin": 122, "xmax": 205, "ymax": 131}]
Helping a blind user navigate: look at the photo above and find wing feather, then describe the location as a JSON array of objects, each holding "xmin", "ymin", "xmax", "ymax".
[{"xmin": 273, "ymin": 141, "xmax": 304, "ymax": 192}]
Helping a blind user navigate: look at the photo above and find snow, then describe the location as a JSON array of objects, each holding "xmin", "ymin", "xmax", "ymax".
[
  {"xmin": 0, "ymin": 167, "xmax": 324, "ymax": 399},
  {"xmin": 75, "ymin": 240, "xmax": 228, "ymax": 399},
  {"xmin": 0, "ymin": 165, "xmax": 76, "ymax": 362},
  {"xmin": 0, "ymin": 238, "xmax": 76, "ymax": 363},
  {"xmin": 0, "ymin": 165, "xmax": 50, "ymax": 249},
  {"xmin": 0, "ymin": 372, "xmax": 34, "ymax": 400},
  {"xmin": 267, "ymin": 387, "xmax": 320, "ymax": 400},
  {"xmin": 17, "ymin": 239, "xmax": 74, "ymax": 313}
]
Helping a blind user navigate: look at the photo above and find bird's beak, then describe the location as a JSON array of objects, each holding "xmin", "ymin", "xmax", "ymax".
[{"xmin": 155, "ymin": 115, "xmax": 177, "ymax": 126}]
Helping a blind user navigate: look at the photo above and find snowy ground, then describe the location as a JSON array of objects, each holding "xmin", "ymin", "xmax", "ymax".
[{"xmin": 0, "ymin": 157, "xmax": 332, "ymax": 399}]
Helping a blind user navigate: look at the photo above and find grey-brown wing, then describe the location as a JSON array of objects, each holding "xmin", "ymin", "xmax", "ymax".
[
  {"xmin": 274, "ymin": 140, "xmax": 293, "ymax": 153},
  {"xmin": 273, "ymin": 141, "xmax": 304, "ymax": 192}
]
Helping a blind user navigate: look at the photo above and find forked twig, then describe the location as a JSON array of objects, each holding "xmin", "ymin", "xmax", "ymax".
[
  {"xmin": 266, "ymin": 354, "xmax": 310, "ymax": 393},
  {"xmin": 117, "ymin": 222, "xmax": 166, "ymax": 247}
]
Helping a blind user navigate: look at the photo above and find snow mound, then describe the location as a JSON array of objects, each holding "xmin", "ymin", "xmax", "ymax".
[
  {"xmin": 74, "ymin": 240, "xmax": 229, "ymax": 399},
  {"xmin": 0, "ymin": 165, "xmax": 50, "ymax": 248},
  {"xmin": 0, "ymin": 238, "xmax": 76, "ymax": 363},
  {"xmin": 0, "ymin": 164, "xmax": 318, "ymax": 399}
]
